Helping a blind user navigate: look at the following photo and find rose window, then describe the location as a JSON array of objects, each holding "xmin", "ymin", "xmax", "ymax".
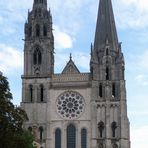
[{"xmin": 56, "ymin": 91, "xmax": 85, "ymax": 119}]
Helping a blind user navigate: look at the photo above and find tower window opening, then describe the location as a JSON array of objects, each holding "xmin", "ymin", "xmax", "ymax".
[
  {"xmin": 106, "ymin": 67, "xmax": 110, "ymax": 80},
  {"xmin": 111, "ymin": 122, "xmax": 117, "ymax": 137},
  {"xmin": 40, "ymin": 85, "xmax": 44, "ymax": 102},
  {"xmin": 39, "ymin": 126, "xmax": 43, "ymax": 141},
  {"xmin": 33, "ymin": 51, "xmax": 37, "ymax": 65},
  {"xmin": 28, "ymin": 26, "xmax": 32, "ymax": 37},
  {"xmin": 36, "ymin": 24, "xmax": 40, "ymax": 37},
  {"xmin": 43, "ymin": 25, "xmax": 47, "ymax": 36},
  {"xmin": 55, "ymin": 128, "xmax": 61, "ymax": 148},
  {"xmin": 98, "ymin": 121, "xmax": 104, "ymax": 138},
  {"xmin": 106, "ymin": 48, "xmax": 109, "ymax": 55},
  {"xmin": 99, "ymin": 84, "xmax": 103, "ymax": 97},
  {"xmin": 112, "ymin": 83, "xmax": 116, "ymax": 97},
  {"xmin": 33, "ymin": 48, "xmax": 42, "ymax": 65},
  {"xmin": 113, "ymin": 144, "xmax": 118, "ymax": 148},
  {"xmin": 29, "ymin": 85, "xmax": 33, "ymax": 102},
  {"xmin": 38, "ymin": 50, "xmax": 42, "ymax": 64},
  {"xmin": 28, "ymin": 126, "xmax": 32, "ymax": 132},
  {"xmin": 81, "ymin": 128, "xmax": 87, "ymax": 148}
]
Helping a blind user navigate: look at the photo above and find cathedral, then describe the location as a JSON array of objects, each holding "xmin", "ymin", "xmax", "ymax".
[{"xmin": 21, "ymin": 0, "xmax": 130, "ymax": 148}]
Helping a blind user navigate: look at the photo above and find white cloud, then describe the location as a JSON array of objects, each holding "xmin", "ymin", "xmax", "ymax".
[
  {"xmin": 131, "ymin": 126, "xmax": 148, "ymax": 148},
  {"xmin": 0, "ymin": 44, "xmax": 23, "ymax": 73},
  {"xmin": 54, "ymin": 26, "xmax": 73, "ymax": 50},
  {"xmin": 135, "ymin": 74, "xmax": 148, "ymax": 85},
  {"xmin": 138, "ymin": 50, "xmax": 148, "ymax": 70},
  {"xmin": 73, "ymin": 52, "xmax": 90, "ymax": 71},
  {"xmin": 114, "ymin": 0, "xmax": 148, "ymax": 29}
]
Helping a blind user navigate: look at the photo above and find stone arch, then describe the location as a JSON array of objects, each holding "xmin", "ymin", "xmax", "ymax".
[
  {"xmin": 55, "ymin": 128, "xmax": 61, "ymax": 148},
  {"xmin": 67, "ymin": 124, "xmax": 76, "ymax": 148}
]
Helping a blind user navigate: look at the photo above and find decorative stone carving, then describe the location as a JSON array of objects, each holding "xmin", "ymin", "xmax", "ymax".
[{"xmin": 56, "ymin": 91, "xmax": 85, "ymax": 119}]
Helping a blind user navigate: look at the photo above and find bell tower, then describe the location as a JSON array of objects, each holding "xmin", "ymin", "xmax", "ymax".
[
  {"xmin": 24, "ymin": 0, "xmax": 54, "ymax": 77},
  {"xmin": 90, "ymin": 0, "xmax": 130, "ymax": 147},
  {"xmin": 21, "ymin": 1, "xmax": 54, "ymax": 146}
]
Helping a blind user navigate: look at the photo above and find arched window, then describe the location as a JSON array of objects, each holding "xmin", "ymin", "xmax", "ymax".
[
  {"xmin": 28, "ymin": 126, "xmax": 32, "ymax": 132},
  {"xmin": 113, "ymin": 144, "xmax": 118, "ymax": 148},
  {"xmin": 111, "ymin": 122, "xmax": 117, "ymax": 137},
  {"xmin": 99, "ymin": 84, "xmax": 103, "ymax": 97},
  {"xmin": 28, "ymin": 26, "xmax": 32, "ymax": 37},
  {"xmin": 36, "ymin": 24, "xmax": 40, "ymax": 37},
  {"xmin": 112, "ymin": 83, "xmax": 116, "ymax": 97},
  {"xmin": 40, "ymin": 85, "xmax": 44, "ymax": 102},
  {"xmin": 67, "ymin": 124, "xmax": 76, "ymax": 148},
  {"xmin": 38, "ymin": 50, "xmax": 42, "ymax": 64},
  {"xmin": 33, "ymin": 48, "xmax": 42, "ymax": 65},
  {"xmin": 99, "ymin": 143, "xmax": 104, "ymax": 148},
  {"xmin": 38, "ymin": 9, "xmax": 41, "ymax": 17},
  {"xmin": 55, "ymin": 128, "xmax": 61, "ymax": 148},
  {"xmin": 98, "ymin": 121, "xmax": 104, "ymax": 138},
  {"xmin": 106, "ymin": 48, "xmax": 109, "ymax": 56},
  {"xmin": 43, "ymin": 25, "xmax": 47, "ymax": 36},
  {"xmin": 29, "ymin": 85, "xmax": 33, "ymax": 102},
  {"xmin": 106, "ymin": 67, "xmax": 110, "ymax": 80},
  {"xmin": 39, "ymin": 126, "xmax": 43, "ymax": 141},
  {"xmin": 81, "ymin": 128, "xmax": 87, "ymax": 148}
]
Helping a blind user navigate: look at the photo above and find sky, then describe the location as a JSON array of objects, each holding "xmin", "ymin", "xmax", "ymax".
[{"xmin": 0, "ymin": 0, "xmax": 148, "ymax": 147}]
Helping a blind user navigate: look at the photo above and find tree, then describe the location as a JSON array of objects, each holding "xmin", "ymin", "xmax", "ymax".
[{"xmin": 0, "ymin": 72, "xmax": 35, "ymax": 148}]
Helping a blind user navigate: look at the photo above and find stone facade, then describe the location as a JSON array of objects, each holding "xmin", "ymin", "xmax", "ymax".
[{"xmin": 21, "ymin": 0, "xmax": 130, "ymax": 148}]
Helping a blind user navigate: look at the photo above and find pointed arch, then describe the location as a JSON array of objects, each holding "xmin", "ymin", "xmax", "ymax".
[
  {"xmin": 55, "ymin": 128, "xmax": 61, "ymax": 148},
  {"xmin": 67, "ymin": 124, "xmax": 76, "ymax": 148},
  {"xmin": 106, "ymin": 48, "xmax": 109, "ymax": 56},
  {"xmin": 99, "ymin": 83, "xmax": 103, "ymax": 97},
  {"xmin": 111, "ymin": 121, "xmax": 117, "ymax": 137},
  {"xmin": 39, "ymin": 126, "xmax": 44, "ymax": 141},
  {"xmin": 28, "ymin": 126, "xmax": 32, "ymax": 132},
  {"xmin": 112, "ymin": 83, "xmax": 116, "ymax": 97},
  {"xmin": 113, "ymin": 143, "xmax": 118, "ymax": 148},
  {"xmin": 98, "ymin": 121, "xmax": 105, "ymax": 138},
  {"xmin": 81, "ymin": 128, "xmax": 87, "ymax": 148},
  {"xmin": 33, "ymin": 47, "xmax": 42, "ymax": 65},
  {"xmin": 29, "ymin": 84, "xmax": 33, "ymax": 102},
  {"xmin": 40, "ymin": 84, "xmax": 44, "ymax": 102},
  {"xmin": 106, "ymin": 67, "xmax": 110, "ymax": 80},
  {"xmin": 43, "ymin": 25, "xmax": 47, "ymax": 36},
  {"xmin": 36, "ymin": 24, "xmax": 40, "ymax": 37},
  {"xmin": 28, "ymin": 26, "xmax": 32, "ymax": 37}
]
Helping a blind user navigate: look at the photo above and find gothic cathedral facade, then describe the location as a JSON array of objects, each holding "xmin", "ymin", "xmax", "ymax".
[{"xmin": 21, "ymin": 0, "xmax": 130, "ymax": 148}]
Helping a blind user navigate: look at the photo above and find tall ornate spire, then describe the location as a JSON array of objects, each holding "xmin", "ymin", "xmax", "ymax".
[{"xmin": 94, "ymin": 0, "xmax": 118, "ymax": 51}]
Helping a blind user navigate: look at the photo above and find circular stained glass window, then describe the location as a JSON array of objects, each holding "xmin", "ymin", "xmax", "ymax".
[{"xmin": 56, "ymin": 91, "xmax": 85, "ymax": 119}]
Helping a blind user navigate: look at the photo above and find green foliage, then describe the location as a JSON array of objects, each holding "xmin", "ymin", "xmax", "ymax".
[{"xmin": 0, "ymin": 72, "xmax": 34, "ymax": 148}]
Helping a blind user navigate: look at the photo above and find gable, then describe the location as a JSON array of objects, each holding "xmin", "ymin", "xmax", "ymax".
[{"xmin": 62, "ymin": 60, "xmax": 80, "ymax": 74}]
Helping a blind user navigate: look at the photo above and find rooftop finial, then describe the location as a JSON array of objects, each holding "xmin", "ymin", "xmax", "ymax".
[{"xmin": 70, "ymin": 53, "xmax": 72, "ymax": 60}]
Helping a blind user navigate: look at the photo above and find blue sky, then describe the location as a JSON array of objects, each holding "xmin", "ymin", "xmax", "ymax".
[{"xmin": 0, "ymin": 0, "xmax": 148, "ymax": 147}]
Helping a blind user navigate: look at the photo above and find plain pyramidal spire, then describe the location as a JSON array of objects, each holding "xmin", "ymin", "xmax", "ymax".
[
  {"xmin": 33, "ymin": 0, "xmax": 47, "ymax": 9},
  {"xmin": 94, "ymin": 0, "xmax": 118, "ymax": 51}
]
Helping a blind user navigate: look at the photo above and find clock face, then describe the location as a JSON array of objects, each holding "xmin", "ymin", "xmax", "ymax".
[{"xmin": 56, "ymin": 91, "xmax": 85, "ymax": 119}]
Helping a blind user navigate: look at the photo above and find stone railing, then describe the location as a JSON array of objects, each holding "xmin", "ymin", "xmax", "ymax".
[{"xmin": 52, "ymin": 73, "xmax": 90, "ymax": 83}]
